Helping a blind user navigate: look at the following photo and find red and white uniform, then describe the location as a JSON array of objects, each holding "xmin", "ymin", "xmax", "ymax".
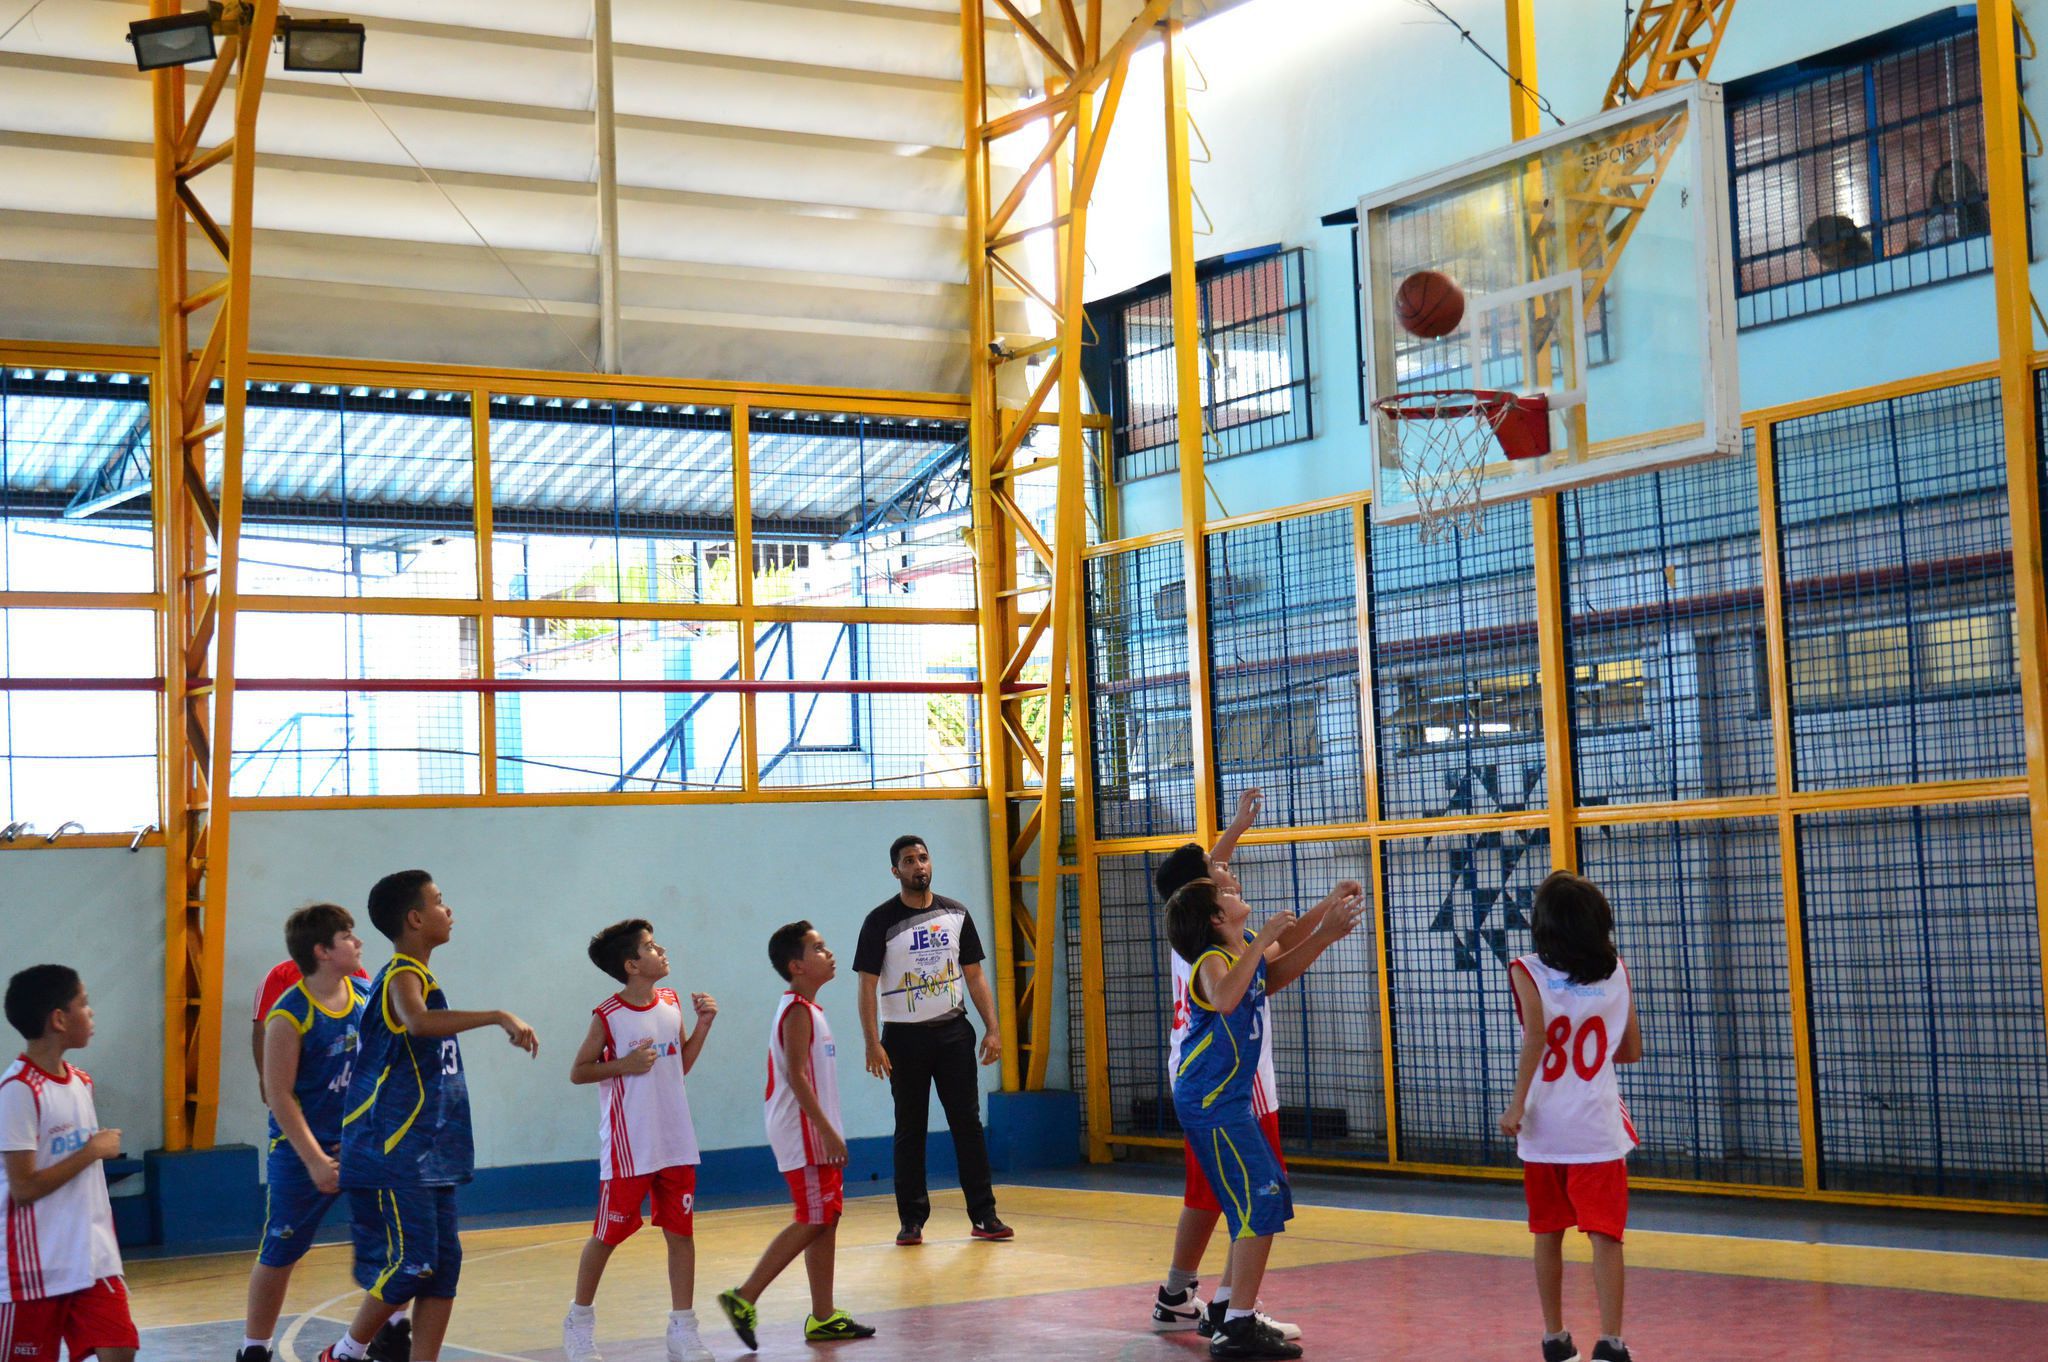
[
  {"xmin": 1509, "ymin": 954, "xmax": 1637, "ymax": 1164},
  {"xmin": 0, "ymin": 1058, "xmax": 122, "ymax": 1304},
  {"xmin": 764, "ymin": 992, "xmax": 840, "ymax": 1172},
  {"xmin": 594, "ymin": 990, "xmax": 701, "ymax": 1179}
]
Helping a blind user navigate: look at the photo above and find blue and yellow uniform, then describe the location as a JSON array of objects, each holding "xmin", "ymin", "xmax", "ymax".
[
  {"xmin": 1173, "ymin": 938, "xmax": 1294, "ymax": 1240},
  {"xmin": 257, "ymin": 976, "xmax": 367, "ymax": 1267},
  {"xmin": 340, "ymin": 953, "xmax": 473, "ymax": 1303}
]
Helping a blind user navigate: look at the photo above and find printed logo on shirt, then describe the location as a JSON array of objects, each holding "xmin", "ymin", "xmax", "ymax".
[
  {"xmin": 909, "ymin": 925, "xmax": 951, "ymax": 951},
  {"xmin": 47, "ymin": 1122, "xmax": 93, "ymax": 1156}
]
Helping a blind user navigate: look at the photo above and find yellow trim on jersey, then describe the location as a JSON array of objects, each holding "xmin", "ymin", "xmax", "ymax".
[
  {"xmin": 370, "ymin": 1190, "xmax": 406, "ymax": 1301},
  {"xmin": 1186, "ymin": 947, "xmax": 1237, "ymax": 1012},
  {"xmin": 1201, "ymin": 1018, "xmax": 1243, "ymax": 1111},
  {"xmin": 1212, "ymin": 1128, "xmax": 1257, "ymax": 1240},
  {"xmin": 344, "ymin": 1066, "xmax": 389, "ymax": 1126},
  {"xmin": 379, "ymin": 956, "xmax": 433, "ymax": 1035},
  {"xmin": 299, "ymin": 976, "xmax": 364, "ymax": 1021},
  {"xmin": 383, "ymin": 1032, "xmax": 428, "ymax": 1155},
  {"xmin": 265, "ymin": 1002, "xmax": 313, "ymax": 1036},
  {"xmin": 1176, "ymin": 1032, "xmax": 1213, "ymax": 1079}
]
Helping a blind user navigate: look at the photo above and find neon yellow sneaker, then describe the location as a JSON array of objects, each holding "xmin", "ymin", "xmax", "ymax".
[
  {"xmin": 717, "ymin": 1288, "xmax": 759, "ymax": 1351},
  {"xmin": 803, "ymin": 1311, "xmax": 876, "ymax": 1343}
]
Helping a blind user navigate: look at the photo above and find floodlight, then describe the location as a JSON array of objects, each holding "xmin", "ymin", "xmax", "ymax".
[
  {"xmin": 126, "ymin": 11, "xmax": 218, "ymax": 71},
  {"xmin": 280, "ymin": 17, "xmax": 366, "ymax": 73}
]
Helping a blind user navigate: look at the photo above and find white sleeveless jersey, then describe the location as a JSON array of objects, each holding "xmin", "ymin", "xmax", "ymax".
[
  {"xmin": 1168, "ymin": 939, "xmax": 1277, "ymax": 1119},
  {"xmin": 0, "ymin": 1058, "xmax": 122, "ymax": 1303},
  {"xmin": 764, "ymin": 992, "xmax": 841, "ymax": 1172},
  {"xmin": 1511, "ymin": 954, "xmax": 1638, "ymax": 1164},
  {"xmin": 594, "ymin": 990, "xmax": 701, "ymax": 1178}
]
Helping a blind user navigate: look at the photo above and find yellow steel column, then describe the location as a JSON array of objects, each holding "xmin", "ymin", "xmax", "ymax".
[
  {"xmin": 1163, "ymin": 19, "xmax": 1218, "ymax": 845},
  {"xmin": 1753, "ymin": 420, "xmax": 1823, "ymax": 1193},
  {"xmin": 1506, "ymin": 0, "xmax": 1579, "ymax": 873},
  {"xmin": 1977, "ymin": 0, "xmax": 2048, "ymax": 1056}
]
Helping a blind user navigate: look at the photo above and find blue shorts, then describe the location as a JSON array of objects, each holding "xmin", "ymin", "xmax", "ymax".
[
  {"xmin": 258, "ymin": 1138, "xmax": 343, "ymax": 1267},
  {"xmin": 1184, "ymin": 1115, "xmax": 1294, "ymax": 1240},
  {"xmin": 348, "ymin": 1185, "xmax": 462, "ymax": 1303}
]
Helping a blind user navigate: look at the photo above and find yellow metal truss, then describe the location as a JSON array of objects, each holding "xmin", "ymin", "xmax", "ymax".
[{"xmin": 151, "ymin": 0, "xmax": 278, "ymax": 1151}]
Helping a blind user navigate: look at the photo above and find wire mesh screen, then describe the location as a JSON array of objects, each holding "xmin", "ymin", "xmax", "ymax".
[
  {"xmin": 753, "ymin": 622, "xmax": 979, "ymax": 790},
  {"xmin": 1773, "ymin": 380, "xmax": 2022, "ymax": 789},
  {"xmin": 0, "ymin": 369, "xmax": 155, "ymax": 594},
  {"xmin": 1063, "ymin": 871, "xmax": 1088, "ymax": 1125},
  {"xmin": 1382, "ymin": 828, "xmax": 1551, "ymax": 1167},
  {"xmin": 1228, "ymin": 839, "xmax": 1386, "ymax": 1159},
  {"xmin": 1798, "ymin": 801, "xmax": 2048, "ymax": 1202},
  {"xmin": 1095, "ymin": 848, "xmax": 1182, "ymax": 1139},
  {"xmin": 747, "ymin": 411, "xmax": 974, "ymax": 610},
  {"xmin": 0, "ymin": 608, "xmax": 157, "ymax": 830},
  {"xmin": 233, "ymin": 385, "xmax": 476, "ymax": 598},
  {"xmin": 1086, "ymin": 543, "xmax": 1196, "ymax": 838},
  {"xmin": 1368, "ymin": 504, "xmax": 1546, "ymax": 821},
  {"xmin": 1729, "ymin": 15, "xmax": 1992, "ymax": 326},
  {"xmin": 490, "ymin": 397, "xmax": 736, "ymax": 607},
  {"xmin": 1563, "ymin": 450, "xmax": 1773, "ymax": 805},
  {"xmin": 1207, "ymin": 510, "xmax": 1365, "ymax": 828},
  {"xmin": 1577, "ymin": 818, "xmax": 1803, "ymax": 1186},
  {"xmin": 1109, "ymin": 249, "xmax": 1313, "ymax": 483},
  {"xmin": 493, "ymin": 618, "xmax": 742, "ymax": 794},
  {"xmin": 231, "ymin": 612, "xmax": 480, "ymax": 797}
]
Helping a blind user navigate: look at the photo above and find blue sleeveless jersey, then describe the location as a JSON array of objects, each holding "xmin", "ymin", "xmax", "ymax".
[
  {"xmin": 1172, "ymin": 942, "xmax": 1268, "ymax": 1131},
  {"xmin": 266, "ymin": 976, "xmax": 367, "ymax": 1146},
  {"xmin": 340, "ymin": 954, "xmax": 474, "ymax": 1188}
]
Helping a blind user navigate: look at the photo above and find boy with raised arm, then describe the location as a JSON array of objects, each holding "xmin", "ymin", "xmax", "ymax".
[
  {"xmin": 318, "ymin": 871, "xmax": 538, "ymax": 1362},
  {"xmin": 563, "ymin": 919, "xmax": 719, "ymax": 1362},
  {"xmin": 717, "ymin": 921, "xmax": 874, "ymax": 1352}
]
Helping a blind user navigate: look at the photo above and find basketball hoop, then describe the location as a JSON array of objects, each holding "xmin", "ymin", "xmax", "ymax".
[{"xmin": 1372, "ymin": 389, "xmax": 1551, "ymax": 541}]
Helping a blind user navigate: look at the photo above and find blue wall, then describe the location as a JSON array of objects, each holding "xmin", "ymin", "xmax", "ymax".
[{"xmin": 1093, "ymin": 0, "xmax": 2029, "ymax": 538}]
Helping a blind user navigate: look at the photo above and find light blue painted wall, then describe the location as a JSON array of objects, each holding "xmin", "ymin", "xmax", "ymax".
[
  {"xmin": 0, "ymin": 848, "xmax": 166, "ymax": 1143},
  {"xmin": 1099, "ymin": 0, "xmax": 2036, "ymax": 538},
  {"xmin": 216, "ymin": 801, "xmax": 998, "ymax": 1173}
]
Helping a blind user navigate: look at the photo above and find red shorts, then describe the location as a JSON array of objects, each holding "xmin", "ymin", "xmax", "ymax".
[
  {"xmin": 1, "ymin": 1277, "xmax": 140, "ymax": 1360},
  {"xmin": 1184, "ymin": 1110, "xmax": 1285, "ymax": 1212},
  {"xmin": 784, "ymin": 1164, "xmax": 844, "ymax": 1226},
  {"xmin": 1523, "ymin": 1159, "xmax": 1629, "ymax": 1241},
  {"xmin": 594, "ymin": 1165, "xmax": 697, "ymax": 1244}
]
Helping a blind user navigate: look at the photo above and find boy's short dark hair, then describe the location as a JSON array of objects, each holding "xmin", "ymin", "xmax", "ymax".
[
  {"xmin": 1154, "ymin": 843, "xmax": 1210, "ymax": 902},
  {"xmin": 285, "ymin": 903, "xmax": 355, "ymax": 976},
  {"xmin": 589, "ymin": 919, "xmax": 654, "ymax": 984},
  {"xmin": 5, "ymin": 964, "xmax": 82, "ymax": 1041},
  {"xmin": 1531, "ymin": 870, "xmax": 1619, "ymax": 985},
  {"xmin": 367, "ymin": 869, "xmax": 432, "ymax": 942},
  {"xmin": 1164, "ymin": 879, "xmax": 1224, "ymax": 967},
  {"xmin": 888, "ymin": 835, "xmax": 926, "ymax": 867},
  {"xmin": 769, "ymin": 920, "xmax": 814, "ymax": 981}
]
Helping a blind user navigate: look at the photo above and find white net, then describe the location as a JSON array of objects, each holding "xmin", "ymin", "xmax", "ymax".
[{"xmin": 1373, "ymin": 391, "xmax": 1515, "ymax": 542}]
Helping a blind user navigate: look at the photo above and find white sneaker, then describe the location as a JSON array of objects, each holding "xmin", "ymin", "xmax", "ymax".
[
  {"xmin": 667, "ymin": 1321, "xmax": 715, "ymax": 1362},
  {"xmin": 563, "ymin": 1312, "xmax": 603, "ymax": 1362},
  {"xmin": 1255, "ymin": 1308, "xmax": 1301, "ymax": 1342},
  {"xmin": 1150, "ymin": 1284, "xmax": 1205, "ymax": 1331}
]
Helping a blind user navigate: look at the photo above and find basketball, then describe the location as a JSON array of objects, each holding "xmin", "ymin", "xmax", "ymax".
[{"xmin": 1394, "ymin": 269, "xmax": 1465, "ymax": 339}]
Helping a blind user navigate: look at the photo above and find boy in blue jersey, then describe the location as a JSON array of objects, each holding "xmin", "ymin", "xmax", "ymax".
[
  {"xmin": 1165, "ymin": 876, "xmax": 1364, "ymax": 1362},
  {"xmin": 238, "ymin": 904, "xmax": 383, "ymax": 1362},
  {"xmin": 319, "ymin": 871, "xmax": 538, "ymax": 1362}
]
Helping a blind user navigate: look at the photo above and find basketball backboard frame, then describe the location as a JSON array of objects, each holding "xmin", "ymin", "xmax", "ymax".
[{"xmin": 1358, "ymin": 81, "xmax": 1741, "ymax": 528}]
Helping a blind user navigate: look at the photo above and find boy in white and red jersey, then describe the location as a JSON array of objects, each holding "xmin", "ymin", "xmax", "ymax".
[
  {"xmin": 563, "ymin": 920, "xmax": 718, "ymax": 1362},
  {"xmin": 716, "ymin": 922, "xmax": 874, "ymax": 1353},
  {"xmin": 1148, "ymin": 788, "xmax": 1351, "ymax": 1342},
  {"xmin": 1500, "ymin": 871, "xmax": 1644, "ymax": 1362},
  {"xmin": 1, "ymin": 965, "xmax": 134, "ymax": 1362}
]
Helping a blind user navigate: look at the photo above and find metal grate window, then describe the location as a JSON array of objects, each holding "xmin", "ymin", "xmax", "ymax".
[
  {"xmin": 1798, "ymin": 801, "xmax": 2048, "ymax": 1202},
  {"xmin": 1085, "ymin": 542, "xmax": 1197, "ymax": 839},
  {"xmin": 1095, "ymin": 848, "xmax": 1182, "ymax": 1140},
  {"xmin": 1578, "ymin": 818, "xmax": 1804, "ymax": 1187},
  {"xmin": 0, "ymin": 608, "xmax": 158, "ymax": 831},
  {"xmin": 1, "ymin": 369, "xmax": 155, "ymax": 594},
  {"xmin": 1106, "ymin": 248, "xmax": 1312, "ymax": 483},
  {"xmin": 1207, "ymin": 510, "xmax": 1366, "ymax": 828},
  {"xmin": 1729, "ymin": 12, "xmax": 1997, "ymax": 327},
  {"xmin": 1564, "ymin": 448, "xmax": 1775, "ymax": 806},
  {"xmin": 1772, "ymin": 379, "xmax": 2023, "ymax": 789},
  {"xmin": 753, "ymin": 621, "xmax": 980, "ymax": 791}
]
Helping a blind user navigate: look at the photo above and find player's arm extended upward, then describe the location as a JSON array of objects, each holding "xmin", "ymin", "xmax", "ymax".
[
  {"xmin": 388, "ymin": 969, "xmax": 538, "ymax": 1054},
  {"xmin": 781, "ymin": 1005, "xmax": 848, "ymax": 1164},
  {"xmin": 1195, "ymin": 912, "xmax": 1292, "ymax": 1014},
  {"xmin": 1265, "ymin": 887, "xmax": 1368, "ymax": 994}
]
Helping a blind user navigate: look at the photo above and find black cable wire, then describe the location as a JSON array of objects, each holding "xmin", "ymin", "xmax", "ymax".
[{"xmin": 1409, "ymin": 0, "xmax": 1568, "ymax": 128}]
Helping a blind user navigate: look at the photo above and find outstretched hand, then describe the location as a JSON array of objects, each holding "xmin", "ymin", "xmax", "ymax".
[
  {"xmin": 498, "ymin": 1011, "xmax": 540, "ymax": 1057},
  {"xmin": 1230, "ymin": 786, "xmax": 1263, "ymax": 831}
]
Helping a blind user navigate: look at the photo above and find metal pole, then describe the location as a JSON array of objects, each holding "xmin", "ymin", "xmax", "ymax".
[{"xmin": 593, "ymin": 0, "xmax": 622, "ymax": 374}]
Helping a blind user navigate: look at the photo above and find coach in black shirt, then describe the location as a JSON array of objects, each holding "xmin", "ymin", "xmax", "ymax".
[{"xmin": 854, "ymin": 834, "xmax": 1013, "ymax": 1245}]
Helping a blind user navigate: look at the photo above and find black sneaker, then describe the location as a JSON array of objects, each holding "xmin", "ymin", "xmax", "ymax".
[
  {"xmin": 1152, "ymin": 1283, "xmax": 1204, "ymax": 1332},
  {"xmin": 1589, "ymin": 1342, "xmax": 1631, "ymax": 1362},
  {"xmin": 969, "ymin": 1216, "xmax": 1014, "ymax": 1240},
  {"xmin": 895, "ymin": 1222, "xmax": 923, "ymax": 1246},
  {"xmin": 1207, "ymin": 1314, "xmax": 1301, "ymax": 1361},
  {"xmin": 1543, "ymin": 1335, "xmax": 1583, "ymax": 1362},
  {"xmin": 1199, "ymin": 1300, "xmax": 1225, "ymax": 1339},
  {"xmin": 236, "ymin": 1348, "xmax": 273, "ymax": 1362},
  {"xmin": 367, "ymin": 1319, "xmax": 411, "ymax": 1362}
]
